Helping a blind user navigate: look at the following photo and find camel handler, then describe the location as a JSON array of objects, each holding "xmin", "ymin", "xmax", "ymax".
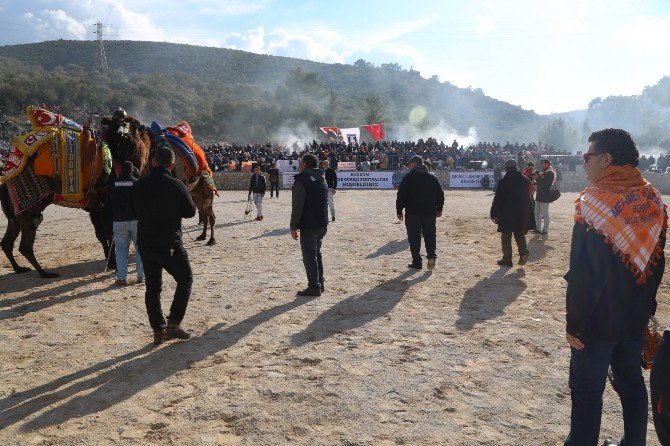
[{"xmin": 131, "ymin": 143, "xmax": 197, "ymax": 346}]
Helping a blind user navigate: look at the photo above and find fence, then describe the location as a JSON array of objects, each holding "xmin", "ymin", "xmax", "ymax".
[{"xmin": 211, "ymin": 171, "xmax": 670, "ymax": 194}]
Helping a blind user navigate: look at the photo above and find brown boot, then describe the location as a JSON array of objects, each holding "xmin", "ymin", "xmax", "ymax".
[
  {"xmin": 166, "ymin": 323, "xmax": 191, "ymax": 340},
  {"xmin": 153, "ymin": 328, "xmax": 166, "ymax": 346}
]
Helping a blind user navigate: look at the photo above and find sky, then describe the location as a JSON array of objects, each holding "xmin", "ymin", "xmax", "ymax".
[{"xmin": 0, "ymin": 0, "xmax": 669, "ymax": 115}]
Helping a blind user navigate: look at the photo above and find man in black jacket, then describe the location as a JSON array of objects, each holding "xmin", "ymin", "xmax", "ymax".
[
  {"xmin": 248, "ymin": 164, "xmax": 266, "ymax": 221},
  {"xmin": 533, "ymin": 159, "xmax": 555, "ymax": 235},
  {"xmin": 268, "ymin": 163, "xmax": 280, "ymax": 198},
  {"xmin": 490, "ymin": 159, "xmax": 532, "ymax": 267},
  {"xmin": 131, "ymin": 144, "xmax": 197, "ymax": 346},
  {"xmin": 321, "ymin": 159, "xmax": 337, "ymax": 222},
  {"xmin": 110, "ymin": 161, "xmax": 143, "ymax": 286},
  {"xmin": 396, "ymin": 156, "xmax": 444, "ymax": 270},
  {"xmin": 291, "ymin": 154, "xmax": 328, "ymax": 297},
  {"xmin": 564, "ymin": 129, "xmax": 666, "ymax": 445}
]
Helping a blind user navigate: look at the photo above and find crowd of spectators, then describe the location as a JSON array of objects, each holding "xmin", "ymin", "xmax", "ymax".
[
  {"xmin": 202, "ymin": 138, "xmax": 583, "ymax": 173},
  {"xmin": 1, "ymin": 107, "xmax": 669, "ymax": 174}
]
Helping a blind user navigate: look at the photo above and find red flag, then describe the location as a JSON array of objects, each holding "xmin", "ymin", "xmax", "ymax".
[
  {"xmin": 319, "ymin": 127, "xmax": 343, "ymax": 141},
  {"xmin": 362, "ymin": 124, "xmax": 384, "ymax": 141}
]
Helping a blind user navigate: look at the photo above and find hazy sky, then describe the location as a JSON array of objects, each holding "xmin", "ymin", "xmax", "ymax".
[{"xmin": 0, "ymin": 0, "xmax": 669, "ymax": 114}]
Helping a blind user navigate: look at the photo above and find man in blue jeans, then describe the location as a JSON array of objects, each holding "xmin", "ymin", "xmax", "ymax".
[
  {"xmin": 290, "ymin": 153, "xmax": 328, "ymax": 297},
  {"xmin": 110, "ymin": 161, "xmax": 143, "ymax": 286},
  {"xmin": 564, "ymin": 129, "xmax": 666, "ymax": 445}
]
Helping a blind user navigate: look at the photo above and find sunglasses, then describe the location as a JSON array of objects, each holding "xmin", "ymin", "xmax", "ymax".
[{"xmin": 582, "ymin": 152, "xmax": 602, "ymax": 163}]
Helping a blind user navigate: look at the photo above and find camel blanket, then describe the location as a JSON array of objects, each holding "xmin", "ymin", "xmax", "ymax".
[
  {"xmin": 7, "ymin": 163, "xmax": 54, "ymax": 215},
  {"xmin": 0, "ymin": 106, "xmax": 111, "ymax": 209}
]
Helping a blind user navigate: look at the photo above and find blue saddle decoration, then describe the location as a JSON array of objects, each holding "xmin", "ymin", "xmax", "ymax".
[{"xmin": 151, "ymin": 121, "xmax": 198, "ymax": 173}]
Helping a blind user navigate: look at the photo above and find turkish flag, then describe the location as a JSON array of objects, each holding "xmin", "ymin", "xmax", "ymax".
[
  {"xmin": 319, "ymin": 127, "xmax": 343, "ymax": 141},
  {"xmin": 362, "ymin": 124, "xmax": 384, "ymax": 141}
]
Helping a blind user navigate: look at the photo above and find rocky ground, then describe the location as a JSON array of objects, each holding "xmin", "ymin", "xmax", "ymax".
[{"xmin": 0, "ymin": 189, "xmax": 667, "ymax": 445}]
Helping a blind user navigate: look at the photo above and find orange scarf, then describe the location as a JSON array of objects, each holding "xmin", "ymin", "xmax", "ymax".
[{"xmin": 575, "ymin": 165, "xmax": 667, "ymax": 284}]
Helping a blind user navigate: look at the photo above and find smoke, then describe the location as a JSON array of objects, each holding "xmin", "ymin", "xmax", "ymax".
[
  {"xmin": 269, "ymin": 121, "xmax": 315, "ymax": 153},
  {"xmin": 392, "ymin": 118, "xmax": 479, "ymax": 147}
]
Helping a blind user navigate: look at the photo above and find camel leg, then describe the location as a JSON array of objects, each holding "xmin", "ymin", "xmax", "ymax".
[
  {"xmin": 1, "ymin": 217, "xmax": 31, "ymax": 274},
  {"xmin": 195, "ymin": 205, "xmax": 207, "ymax": 241},
  {"xmin": 206, "ymin": 208, "xmax": 216, "ymax": 246},
  {"xmin": 18, "ymin": 214, "xmax": 58, "ymax": 278}
]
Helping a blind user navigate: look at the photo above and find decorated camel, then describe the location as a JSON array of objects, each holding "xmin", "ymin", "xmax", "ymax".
[
  {"xmin": 148, "ymin": 121, "xmax": 218, "ymax": 246},
  {"xmin": 0, "ymin": 107, "xmax": 151, "ymax": 277}
]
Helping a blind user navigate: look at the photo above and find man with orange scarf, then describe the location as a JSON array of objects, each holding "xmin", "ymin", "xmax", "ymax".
[{"xmin": 564, "ymin": 129, "xmax": 666, "ymax": 446}]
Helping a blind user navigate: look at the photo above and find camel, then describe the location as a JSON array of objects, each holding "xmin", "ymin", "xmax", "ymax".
[
  {"xmin": 0, "ymin": 124, "xmax": 109, "ymax": 278},
  {"xmin": 187, "ymin": 170, "xmax": 217, "ymax": 245},
  {"xmin": 150, "ymin": 121, "xmax": 217, "ymax": 246},
  {"xmin": 0, "ymin": 108, "xmax": 151, "ymax": 278}
]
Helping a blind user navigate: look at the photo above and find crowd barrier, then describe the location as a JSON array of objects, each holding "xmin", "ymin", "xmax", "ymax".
[{"xmin": 212, "ymin": 171, "xmax": 670, "ymax": 194}]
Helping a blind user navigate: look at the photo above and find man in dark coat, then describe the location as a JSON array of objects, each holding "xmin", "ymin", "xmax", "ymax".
[
  {"xmin": 268, "ymin": 163, "xmax": 280, "ymax": 198},
  {"xmin": 131, "ymin": 144, "xmax": 197, "ymax": 346},
  {"xmin": 290, "ymin": 154, "xmax": 329, "ymax": 297},
  {"xmin": 533, "ymin": 159, "xmax": 555, "ymax": 235},
  {"xmin": 248, "ymin": 164, "xmax": 267, "ymax": 220},
  {"xmin": 396, "ymin": 156, "xmax": 444, "ymax": 270},
  {"xmin": 321, "ymin": 159, "xmax": 338, "ymax": 222},
  {"xmin": 490, "ymin": 159, "xmax": 532, "ymax": 267}
]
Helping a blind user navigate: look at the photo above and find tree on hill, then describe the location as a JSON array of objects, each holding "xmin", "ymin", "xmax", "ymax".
[{"xmin": 362, "ymin": 94, "xmax": 385, "ymax": 124}]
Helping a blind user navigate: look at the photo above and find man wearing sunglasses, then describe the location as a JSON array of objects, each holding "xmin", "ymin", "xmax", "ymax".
[{"xmin": 564, "ymin": 129, "xmax": 667, "ymax": 446}]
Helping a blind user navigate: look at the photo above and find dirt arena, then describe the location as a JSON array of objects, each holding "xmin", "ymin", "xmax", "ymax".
[{"xmin": 0, "ymin": 189, "xmax": 667, "ymax": 445}]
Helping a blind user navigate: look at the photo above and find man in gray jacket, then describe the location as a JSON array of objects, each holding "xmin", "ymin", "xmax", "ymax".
[{"xmin": 290, "ymin": 154, "xmax": 329, "ymax": 297}]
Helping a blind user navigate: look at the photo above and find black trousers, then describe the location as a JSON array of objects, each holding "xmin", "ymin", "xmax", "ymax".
[
  {"xmin": 405, "ymin": 214, "xmax": 437, "ymax": 264},
  {"xmin": 139, "ymin": 244, "xmax": 193, "ymax": 330},
  {"xmin": 300, "ymin": 227, "xmax": 327, "ymax": 289},
  {"xmin": 500, "ymin": 231, "xmax": 528, "ymax": 262},
  {"xmin": 270, "ymin": 182, "xmax": 280, "ymax": 197}
]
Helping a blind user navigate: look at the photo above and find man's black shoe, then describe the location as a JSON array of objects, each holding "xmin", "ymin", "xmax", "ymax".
[
  {"xmin": 153, "ymin": 328, "xmax": 166, "ymax": 346},
  {"xmin": 497, "ymin": 259, "xmax": 513, "ymax": 267},
  {"xmin": 320, "ymin": 284, "xmax": 325, "ymax": 292},
  {"xmin": 332, "ymin": 216, "xmax": 335, "ymax": 222},
  {"xmin": 297, "ymin": 287, "xmax": 321, "ymax": 297},
  {"xmin": 165, "ymin": 323, "xmax": 191, "ymax": 340},
  {"xmin": 408, "ymin": 263, "xmax": 422, "ymax": 270},
  {"xmin": 602, "ymin": 439, "xmax": 618, "ymax": 446}
]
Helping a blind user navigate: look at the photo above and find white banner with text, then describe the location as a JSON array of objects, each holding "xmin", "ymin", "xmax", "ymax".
[
  {"xmin": 338, "ymin": 172, "xmax": 395, "ymax": 189},
  {"xmin": 449, "ymin": 171, "xmax": 494, "ymax": 188},
  {"xmin": 337, "ymin": 161, "xmax": 357, "ymax": 171}
]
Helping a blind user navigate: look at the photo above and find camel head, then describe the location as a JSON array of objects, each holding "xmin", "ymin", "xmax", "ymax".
[{"xmin": 101, "ymin": 112, "xmax": 151, "ymax": 176}]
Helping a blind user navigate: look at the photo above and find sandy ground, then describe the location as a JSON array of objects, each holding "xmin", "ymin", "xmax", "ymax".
[{"xmin": 0, "ymin": 189, "xmax": 668, "ymax": 446}]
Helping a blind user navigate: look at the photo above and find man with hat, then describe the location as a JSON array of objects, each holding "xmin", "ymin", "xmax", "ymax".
[
  {"xmin": 396, "ymin": 155, "xmax": 444, "ymax": 270},
  {"xmin": 490, "ymin": 159, "xmax": 533, "ymax": 266}
]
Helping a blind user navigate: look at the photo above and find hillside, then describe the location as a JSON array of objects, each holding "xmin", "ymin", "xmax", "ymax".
[
  {"xmin": 0, "ymin": 40, "xmax": 669, "ymax": 149},
  {"xmin": 0, "ymin": 40, "xmax": 541, "ymax": 143}
]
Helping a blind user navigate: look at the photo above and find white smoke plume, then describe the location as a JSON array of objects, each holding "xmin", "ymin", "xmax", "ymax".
[
  {"xmin": 392, "ymin": 119, "xmax": 479, "ymax": 148},
  {"xmin": 269, "ymin": 121, "xmax": 315, "ymax": 153}
]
